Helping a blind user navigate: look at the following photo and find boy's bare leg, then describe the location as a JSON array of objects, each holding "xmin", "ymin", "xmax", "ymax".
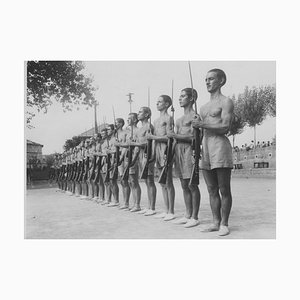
[
  {"xmin": 120, "ymin": 179, "xmax": 131, "ymax": 208},
  {"xmin": 144, "ymin": 176, "xmax": 156, "ymax": 216},
  {"xmin": 129, "ymin": 174, "xmax": 141, "ymax": 212}
]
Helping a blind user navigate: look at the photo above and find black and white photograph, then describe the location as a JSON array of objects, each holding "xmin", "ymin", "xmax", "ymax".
[
  {"xmin": 25, "ymin": 61, "xmax": 276, "ymax": 239},
  {"xmin": 3, "ymin": 1, "xmax": 299, "ymax": 299}
]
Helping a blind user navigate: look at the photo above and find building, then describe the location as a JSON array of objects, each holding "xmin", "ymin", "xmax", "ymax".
[
  {"xmin": 79, "ymin": 123, "xmax": 107, "ymax": 137},
  {"xmin": 27, "ymin": 140, "xmax": 46, "ymax": 168}
]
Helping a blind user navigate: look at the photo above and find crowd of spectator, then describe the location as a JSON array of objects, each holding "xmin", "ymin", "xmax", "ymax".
[{"xmin": 233, "ymin": 140, "xmax": 275, "ymax": 152}]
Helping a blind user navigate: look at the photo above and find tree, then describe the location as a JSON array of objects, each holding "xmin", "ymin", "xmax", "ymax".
[
  {"xmin": 63, "ymin": 136, "xmax": 84, "ymax": 152},
  {"xmin": 227, "ymin": 94, "xmax": 246, "ymax": 148},
  {"xmin": 264, "ymin": 84, "xmax": 276, "ymax": 117},
  {"xmin": 26, "ymin": 61, "xmax": 97, "ymax": 126},
  {"xmin": 240, "ymin": 86, "xmax": 268, "ymax": 147},
  {"xmin": 63, "ymin": 139, "xmax": 75, "ymax": 151},
  {"xmin": 71, "ymin": 135, "xmax": 84, "ymax": 147},
  {"xmin": 45, "ymin": 154, "xmax": 56, "ymax": 167}
]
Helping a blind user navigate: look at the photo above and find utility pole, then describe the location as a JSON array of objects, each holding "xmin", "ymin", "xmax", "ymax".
[
  {"xmin": 126, "ymin": 92, "xmax": 134, "ymax": 113},
  {"xmin": 94, "ymin": 101, "xmax": 98, "ymax": 134}
]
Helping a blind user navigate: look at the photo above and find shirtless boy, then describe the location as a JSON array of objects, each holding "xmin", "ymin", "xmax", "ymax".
[
  {"xmin": 168, "ymin": 88, "xmax": 201, "ymax": 228},
  {"xmin": 192, "ymin": 69, "xmax": 233, "ymax": 236},
  {"xmin": 147, "ymin": 95, "xmax": 175, "ymax": 221},
  {"xmin": 114, "ymin": 118, "xmax": 131, "ymax": 209},
  {"xmin": 119, "ymin": 113, "xmax": 141, "ymax": 212},
  {"xmin": 101, "ymin": 124, "xmax": 119, "ymax": 206},
  {"xmin": 134, "ymin": 107, "xmax": 157, "ymax": 216}
]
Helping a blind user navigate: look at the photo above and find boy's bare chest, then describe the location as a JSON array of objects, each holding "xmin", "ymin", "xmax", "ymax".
[{"xmin": 201, "ymin": 103, "xmax": 222, "ymax": 120}]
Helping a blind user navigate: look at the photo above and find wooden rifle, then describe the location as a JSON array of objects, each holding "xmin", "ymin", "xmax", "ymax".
[
  {"xmin": 93, "ymin": 154, "xmax": 103, "ymax": 183},
  {"xmin": 71, "ymin": 161, "xmax": 78, "ymax": 181},
  {"xmin": 66, "ymin": 162, "xmax": 72, "ymax": 181},
  {"xmin": 61, "ymin": 156, "xmax": 67, "ymax": 181},
  {"xmin": 82, "ymin": 150, "xmax": 90, "ymax": 182},
  {"xmin": 104, "ymin": 154, "xmax": 111, "ymax": 183},
  {"xmin": 65, "ymin": 163, "xmax": 69, "ymax": 181},
  {"xmin": 140, "ymin": 87, "xmax": 154, "ymax": 179},
  {"xmin": 188, "ymin": 61, "xmax": 203, "ymax": 186},
  {"xmin": 89, "ymin": 152, "xmax": 97, "ymax": 181},
  {"xmin": 75, "ymin": 160, "xmax": 82, "ymax": 182},
  {"xmin": 111, "ymin": 106, "xmax": 120, "ymax": 180},
  {"xmin": 104, "ymin": 131, "xmax": 111, "ymax": 183},
  {"xmin": 158, "ymin": 80, "xmax": 175, "ymax": 184},
  {"xmin": 122, "ymin": 116, "xmax": 134, "ymax": 181},
  {"xmin": 67, "ymin": 154, "xmax": 73, "ymax": 181},
  {"xmin": 77, "ymin": 148, "xmax": 85, "ymax": 182},
  {"xmin": 92, "ymin": 139, "xmax": 103, "ymax": 183}
]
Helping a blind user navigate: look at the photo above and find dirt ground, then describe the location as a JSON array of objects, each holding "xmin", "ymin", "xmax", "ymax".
[{"xmin": 25, "ymin": 177, "xmax": 276, "ymax": 239}]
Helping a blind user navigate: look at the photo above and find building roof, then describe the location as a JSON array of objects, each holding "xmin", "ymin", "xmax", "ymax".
[
  {"xmin": 79, "ymin": 123, "xmax": 107, "ymax": 137},
  {"xmin": 27, "ymin": 140, "xmax": 44, "ymax": 147}
]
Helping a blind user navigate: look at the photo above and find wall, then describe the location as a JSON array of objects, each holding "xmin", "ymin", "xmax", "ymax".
[{"xmin": 232, "ymin": 146, "xmax": 276, "ymax": 169}]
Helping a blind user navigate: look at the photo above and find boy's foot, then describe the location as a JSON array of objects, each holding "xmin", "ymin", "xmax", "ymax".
[
  {"xmin": 172, "ymin": 217, "xmax": 189, "ymax": 225},
  {"xmin": 184, "ymin": 219, "xmax": 200, "ymax": 228},
  {"xmin": 137, "ymin": 208, "xmax": 148, "ymax": 214},
  {"xmin": 119, "ymin": 205, "xmax": 129, "ymax": 210},
  {"xmin": 218, "ymin": 225, "xmax": 230, "ymax": 236},
  {"xmin": 199, "ymin": 224, "xmax": 220, "ymax": 232},
  {"xmin": 144, "ymin": 210, "xmax": 156, "ymax": 216},
  {"xmin": 130, "ymin": 207, "xmax": 141, "ymax": 213},
  {"xmin": 164, "ymin": 213, "xmax": 175, "ymax": 221},
  {"xmin": 154, "ymin": 212, "xmax": 167, "ymax": 219},
  {"xmin": 107, "ymin": 202, "xmax": 119, "ymax": 207}
]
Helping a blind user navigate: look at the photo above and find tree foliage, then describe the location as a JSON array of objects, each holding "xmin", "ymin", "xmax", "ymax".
[
  {"xmin": 237, "ymin": 85, "xmax": 276, "ymax": 146},
  {"xmin": 264, "ymin": 84, "xmax": 276, "ymax": 117},
  {"xmin": 63, "ymin": 135, "xmax": 85, "ymax": 151},
  {"xmin": 227, "ymin": 94, "xmax": 246, "ymax": 137},
  {"xmin": 26, "ymin": 61, "xmax": 97, "ymax": 125},
  {"xmin": 240, "ymin": 86, "xmax": 268, "ymax": 128},
  {"xmin": 45, "ymin": 154, "xmax": 56, "ymax": 167}
]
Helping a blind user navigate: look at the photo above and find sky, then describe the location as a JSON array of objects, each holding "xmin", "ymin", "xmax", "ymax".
[{"xmin": 26, "ymin": 61, "xmax": 276, "ymax": 154}]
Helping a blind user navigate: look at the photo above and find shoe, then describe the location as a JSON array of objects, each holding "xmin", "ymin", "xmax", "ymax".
[
  {"xmin": 137, "ymin": 208, "xmax": 148, "ymax": 214},
  {"xmin": 101, "ymin": 200, "xmax": 109, "ymax": 205},
  {"xmin": 130, "ymin": 207, "xmax": 141, "ymax": 213},
  {"xmin": 184, "ymin": 218, "xmax": 200, "ymax": 228},
  {"xmin": 119, "ymin": 205, "xmax": 129, "ymax": 210},
  {"xmin": 107, "ymin": 202, "xmax": 119, "ymax": 207},
  {"xmin": 164, "ymin": 213, "xmax": 175, "ymax": 221},
  {"xmin": 199, "ymin": 224, "xmax": 220, "ymax": 232},
  {"xmin": 172, "ymin": 217, "xmax": 189, "ymax": 225},
  {"xmin": 144, "ymin": 210, "xmax": 156, "ymax": 216},
  {"xmin": 154, "ymin": 212, "xmax": 167, "ymax": 219},
  {"xmin": 218, "ymin": 225, "xmax": 230, "ymax": 236}
]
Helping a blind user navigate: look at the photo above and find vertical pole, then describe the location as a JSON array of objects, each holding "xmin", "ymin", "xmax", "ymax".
[
  {"xmin": 94, "ymin": 101, "xmax": 98, "ymax": 134},
  {"xmin": 127, "ymin": 93, "xmax": 134, "ymax": 113}
]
